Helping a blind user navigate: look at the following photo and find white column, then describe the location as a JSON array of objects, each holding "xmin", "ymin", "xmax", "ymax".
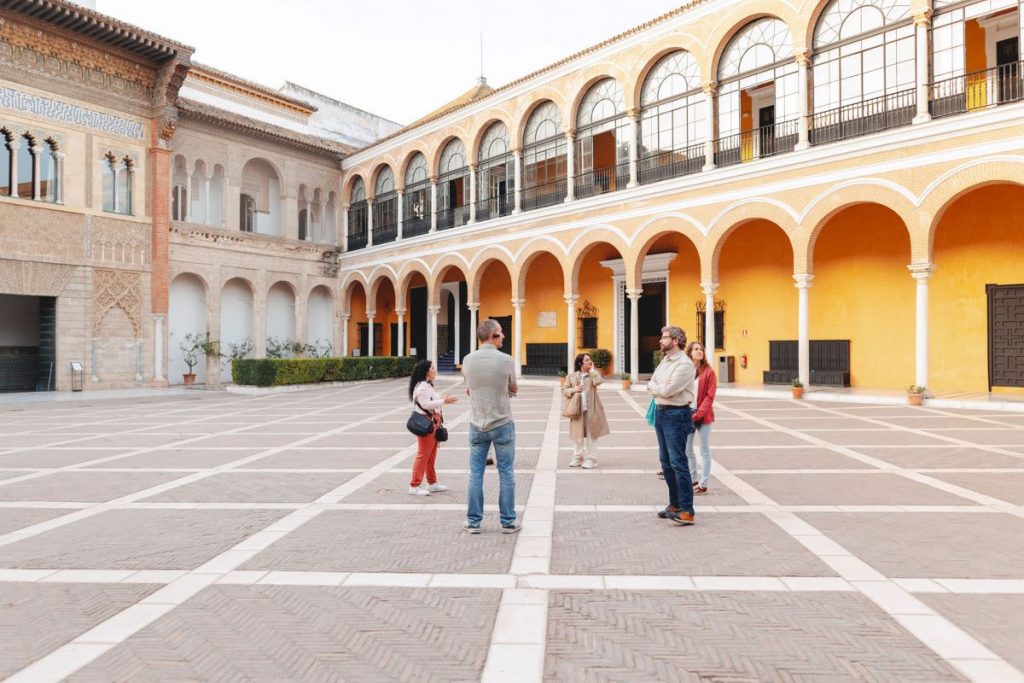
[
  {"xmin": 513, "ymin": 149, "xmax": 523, "ymax": 214},
  {"xmin": 453, "ymin": 298, "xmax": 461, "ymax": 365},
  {"xmin": 341, "ymin": 205, "xmax": 349, "ymax": 251},
  {"xmin": 910, "ymin": 264, "xmax": 934, "ymax": 391},
  {"xmin": 702, "ymin": 282, "xmax": 717, "ymax": 359},
  {"xmin": 565, "ymin": 131, "xmax": 575, "ymax": 202},
  {"xmin": 396, "ymin": 310, "xmax": 406, "ymax": 356},
  {"xmin": 30, "ymin": 145, "xmax": 40, "ymax": 200},
  {"xmin": 366, "ymin": 197, "xmax": 375, "ymax": 247},
  {"xmin": 7, "ymin": 142, "xmax": 17, "ymax": 198},
  {"xmin": 203, "ymin": 174, "xmax": 212, "ymax": 225},
  {"xmin": 366, "ymin": 313, "xmax": 375, "ymax": 357},
  {"xmin": 794, "ymin": 274, "xmax": 814, "ymax": 387},
  {"xmin": 396, "ymin": 189, "xmax": 405, "ymax": 239},
  {"xmin": 428, "ymin": 305, "xmax": 440, "ymax": 369},
  {"xmin": 53, "ymin": 151, "xmax": 65, "ymax": 204},
  {"xmin": 627, "ymin": 109, "xmax": 639, "ymax": 188},
  {"xmin": 914, "ymin": 12, "xmax": 933, "ymax": 124},
  {"xmin": 795, "ymin": 51, "xmax": 811, "ymax": 150},
  {"xmin": 627, "ymin": 289, "xmax": 641, "ymax": 382},
  {"xmin": 221, "ymin": 175, "xmax": 229, "ymax": 227},
  {"xmin": 565, "ymin": 295, "xmax": 579, "ymax": 371},
  {"xmin": 468, "ymin": 165, "xmax": 477, "ymax": 223},
  {"xmin": 153, "ymin": 314, "xmax": 166, "ymax": 384},
  {"xmin": 341, "ymin": 315, "xmax": 350, "ymax": 356},
  {"xmin": 468, "ymin": 303, "xmax": 479, "ymax": 352},
  {"xmin": 184, "ymin": 171, "xmax": 192, "ymax": 221},
  {"xmin": 702, "ymin": 83, "xmax": 716, "ymax": 172},
  {"xmin": 512, "ymin": 298, "xmax": 524, "ymax": 378},
  {"xmin": 430, "ymin": 180, "xmax": 438, "ymax": 231}
]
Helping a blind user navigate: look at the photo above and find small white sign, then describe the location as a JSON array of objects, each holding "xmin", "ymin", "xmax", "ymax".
[
  {"xmin": 537, "ymin": 311, "xmax": 557, "ymax": 328},
  {"xmin": 70, "ymin": 361, "xmax": 83, "ymax": 372}
]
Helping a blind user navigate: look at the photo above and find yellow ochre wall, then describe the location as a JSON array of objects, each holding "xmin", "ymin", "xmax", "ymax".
[
  {"xmin": 811, "ymin": 205, "xmax": 914, "ymax": 389},
  {"xmin": 718, "ymin": 221, "xmax": 796, "ymax": 385},
  {"xmin": 649, "ymin": 234, "xmax": 703, "ymax": 342},
  {"xmin": 931, "ymin": 184, "xmax": 1024, "ymax": 393},
  {"xmin": 521, "ymin": 253, "xmax": 567, "ymax": 362},
  {"xmin": 347, "ymin": 287, "xmax": 367, "ymax": 355},
  {"xmin": 478, "ymin": 261, "xmax": 513, "ymax": 335},
  {"xmin": 577, "ymin": 244, "xmax": 621, "ymax": 373}
]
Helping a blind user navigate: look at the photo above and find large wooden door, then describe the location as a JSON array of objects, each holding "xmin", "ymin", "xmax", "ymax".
[{"xmin": 988, "ymin": 284, "xmax": 1024, "ymax": 389}]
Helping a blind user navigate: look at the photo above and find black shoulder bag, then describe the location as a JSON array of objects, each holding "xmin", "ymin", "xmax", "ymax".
[{"xmin": 406, "ymin": 399, "xmax": 435, "ymax": 437}]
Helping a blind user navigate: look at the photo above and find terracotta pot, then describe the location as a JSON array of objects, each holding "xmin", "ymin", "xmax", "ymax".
[
  {"xmin": 791, "ymin": 386, "xmax": 804, "ymax": 399},
  {"xmin": 622, "ymin": 379, "xmax": 632, "ymax": 391},
  {"xmin": 907, "ymin": 393, "xmax": 924, "ymax": 406},
  {"xmin": 183, "ymin": 373, "xmax": 197, "ymax": 386}
]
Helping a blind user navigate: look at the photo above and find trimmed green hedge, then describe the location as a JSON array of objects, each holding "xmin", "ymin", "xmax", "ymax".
[{"xmin": 232, "ymin": 356, "xmax": 417, "ymax": 387}]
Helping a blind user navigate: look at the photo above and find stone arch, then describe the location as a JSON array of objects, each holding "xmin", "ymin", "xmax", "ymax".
[
  {"xmin": 513, "ymin": 90, "xmax": 570, "ymax": 149},
  {"xmin": 428, "ymin": 254, "xmax": 472, "ymax": 307},
  {"xmin": 704, "ymin": 200, "xmax": 800, "ymax": 280},
  {"xmin": 219, "ymin": 277, "xmax": 255, "ymax": 380},
  {"xmin": 565, "ymin": 227, "xmax": 631, "ymax": 293},
  {"xmin": 921, "ymin": 158, "xmax": 1024, "ymax": 262},
  {"xmin": 343, "ymin": 173, "xmax": 365, "ymax": 202},
  {"xmin": 340, "ymin": 272, "xmax": 370, "ymax": 315},
  {"xmin": 628, "ymin": 214, "xmax": 708, "ymax": 290},
  {"xmin": 629, "ymin": 42, "xmax": 707, "ymax": 113},
  {"xmin": 704, "ymin": 6, "xmax": 805, "ymax": 81},
  {"xmin": 306, "ymin": 284, "xmax": 335, "ymax": 354},
  {"xmin": 431, "ymin": 133, "xmax": 469, "ymax": 178},
  {"xmin": 799, "ymin": 181, "xmax": 922, "ymax": 269},
  {"xmin": 470, "ymin": 116, "xmax": 514, "ymax": 165},
  {"xmin": 468, "ymin": 246, "xmax": 516, "ymax": 302},
  {"xmin": 513, "ymin": 236, "xmax": 572, "ymax": 299},
  {"xmin": 367, "ymin": 267, "xmax": 399, "ymax": 313},
  {"xmin": 168, "ymin": 272, "xmax": 209, "ymax": 385},
  {"xmin": 368, "ymin": 162, "xmax": 396, "ymax": 197},
  {"xmin": 567, "ymin": 69, "xmax": 630, "ymax": 128},
  {"xmin": 396, "ymin": 260, "xmax": 431, "ymax": 310},
  {"xmin": 398, "ymin": 145, "xmax": 432, "ymax": 187}
]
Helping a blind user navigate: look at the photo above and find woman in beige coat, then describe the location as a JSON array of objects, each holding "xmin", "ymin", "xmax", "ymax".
[{"xmin": 563, "ymin": 352, "xmax": 610, "ymax": 469}]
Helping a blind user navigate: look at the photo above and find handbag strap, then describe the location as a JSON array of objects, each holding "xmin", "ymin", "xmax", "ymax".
[{"xmin": 414, "ymin": 389, "xmax": 442, "ymax": 423}]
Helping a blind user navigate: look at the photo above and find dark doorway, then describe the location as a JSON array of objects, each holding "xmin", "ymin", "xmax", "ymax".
[
  {"xmin": 409, "ymin": 286, "xmax": 427, "ymax": 360},
  {"xmin": 490, "ymin": 315, "xmax": 513, "ymax": 357},
  {"xmin": 389, "ymin": 322, "xmax": 406, "ymax": 356},
  {"xmin": 0, "ymin": 294, "xmax": 55, "ymax": 392},
  {"xmin": 623, "ymin": 282, "xmax": 666, "ymax": 375},
  {"xmin": 358, "ymin": 323, "xmax": 382, "ymax": 357},
  {"xmin": 758, "ymin": 104, "xmax": 776, "ymax": 155},
  {"xmin": 996, "ymin": 37, "xmax": 1020, "ymax": 103},
  {"xmin": 987, "ymin": 284, "xmax": 1024, "ymax": 389}
]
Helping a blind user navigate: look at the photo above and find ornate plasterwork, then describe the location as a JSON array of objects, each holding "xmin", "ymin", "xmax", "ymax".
[
  {"xmin": 93, "ymin": 268, "xmax": 143, "ymax": 336},
  {"xmin": 89, "ymin": 218, "xmax": 149, "ymax": 266},
  {"xmin": 0, "ymin": 85, "xmax": 144, "ymax": 139},
  {"xmin": 0, "ymin": 258, "xmax": 76, "ymax": 296}
]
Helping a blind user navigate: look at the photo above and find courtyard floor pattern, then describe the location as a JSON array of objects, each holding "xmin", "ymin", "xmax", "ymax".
[{"xmin": 0, "ymin": 380, "xmax": 1022, "ymax": 681}]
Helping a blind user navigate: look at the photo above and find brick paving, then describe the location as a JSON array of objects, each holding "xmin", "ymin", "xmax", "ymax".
[{"xmin": 0, "ymin": 380, "xmax": 1021, "ymax": 682}]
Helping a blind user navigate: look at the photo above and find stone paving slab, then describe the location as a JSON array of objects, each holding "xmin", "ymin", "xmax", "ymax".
[
  {"xmin": 70, "ymin": 434, "xmax": 196, "ymax": 449},
  {"xmin": 237, "ymin": 448, "xmax": 396, "ymax": 470},
  {"xmin": 0, "ymin": 582, "xmax": 160, "ymax": 680},
  {"xmin": 715, "ymin": 446, "xmax": 874, "ymax": 470},
  {"xmin": 544, "ymin": 590, "xmax": 964, "ymax": 682},
  {"xmin": 0, "ymin": 507, "xmax": 75, "ymax": 535},
  {"xmin": 553, "ymin": 447, "xmax": 657, "ymax": 470},
  {"xmin": 927, "ymin": 429, "xmax": 1024, "ymax": 446},
  {"xmin": 0, "ymin": 448, "xmax": 137, "ymax": 468},
  {"xmin": 853, "ymin": 446, "xmax": 1024, "ymax": 469},
  {"xmin": 925, "ymin": 472, "xmax": 1024, "ymax": 504},
  {"xmin": 70, "ymin": 585, "xmax": 500, "ymax": 683},
  {"xmin": 391, "ymin": 447, "xmax": 542, "ymax": 470},
  {"xmin": 556, "ymin": 473, "xmax": 745, "ymax": 506},
  {"xmin": 702, "ymin": 430, "xmax": 811, "ymax": 447},
  {"xmin": 878, "ymin": 416, "xmax": 1007, "ymax": 430},
  {"xmin": 798, "ymin": 511, "xmax": 1024, "ymax": 579},
  {"xmin": 918, "ymin": 594, "xmax": 1024, "ymax": 672},
  {"xmin": 808, "ymin": 429, "xmax": 951, "ymax": 446},
  {"xmin": 184, "ymin": 434, "xmax": 313, "ymax": 449},
  {"xmin": 344, "ymin": 472, "xmax": 534, "ymax": 505},
  {"xmin": 0, "ymin": 509, "xmax": 286, "ymax": 570},
  {"xmin": 0, "ymin": 471, "xmax": 184, "ymax": 503},
  {"xmin": 243, "ymin": 510, "xmax": 518, "ymax": 574},
  {"xmin": 735, "ymin": 472, "xmax": 977, "ymax": 506},
  {"xmin": 550, "ymin": 512, "xmax": 835, "ymax": 576},
  {"xmin": 109, "ymin": 448, "xmax": 264, "ymax": 469},
  {"xmin": 139, "ymin": 471, "xmax": 360, "ymax": 503}
]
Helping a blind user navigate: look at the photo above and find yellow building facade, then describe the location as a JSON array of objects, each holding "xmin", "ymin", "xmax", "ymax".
[{"xmin": 338, "ymin": 0, "xmax": 1024, "ymax": 395}]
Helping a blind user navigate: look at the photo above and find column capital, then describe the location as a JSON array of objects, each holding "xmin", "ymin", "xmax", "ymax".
[
  {"xmin": 793, "ymin": 274, "xmax": 815, "ymax": 288},
  {"xmin": 700, "ymin": 281, "xmax": 719, "ymax": 297},
  {"xmin": 366, "ymin": 310, "xmax": 376, "ymax": 319},
  {"xmin": 468, "ymin": 162, "xmax": 478, "ymax": 171},
  {"xmin": 427, "ymin": 304, "xmax": 441, "ymax": 315},
  {"xmin": 626, "ymin": 106, "xmax": 641, "ymax": 120},
  {"xmin": 564, "ymin": 294, "xmax": 580, "ymax": 306},
  {"xmin": 565, "ymin": 129, "xmax": 576, "ymax": 141},
  {"xmin": 512, "ymin": 146, "xmax": 523, "ymax": 155},
  {"xmin": 908, "ymin": 263, "xmax": 936, "ymax": 280},
  {"xmin": 626, "ymin": 288, "xmax": 642, "ymax": 301},
  {"xmin": 701, "ymin": 81, "xmax": 717, "ymax": 97},
  {"xmin": 340, "ymin": 314, "xmax": 351, "ymax": 322},
  {"xmin": 53, "ymin": 150, "xmax": 66, "ymax": 159},
  {"xmin": 793, "ymin": 49, "xmax": 811, "ymax": 67},
  {"xmin": 396, "ymin": 187, "xmax": 405, "ymax": 196},
  {"xmin": 510, "ymin": 298, "xmax": 525, "ymax": 308},
  {"xmin": 394, "ymin": 308, "xmax": 407, "ymax": 316},
  {"xmin": 466, "ymin": 301, "xmax": 480, "ymax": 312},
  {"xmin": 429, "ymin": 176, "xmax": 438, "ymax": 185},
  {"xmin": 913, "ymin": 9, "xmax": 932, "ymax": 26}
]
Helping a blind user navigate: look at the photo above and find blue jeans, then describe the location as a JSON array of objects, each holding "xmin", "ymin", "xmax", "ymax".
[
  {"xmin": 686, "ymin": 422, "xmax": 713, "ymax": 488},
  {"xmin": 654, "ymin": 406, "xmax": 695, "ymax": 515},
  {"xmin": 467, "ymin": 422, "xmax": 516, "ymax": 527}
]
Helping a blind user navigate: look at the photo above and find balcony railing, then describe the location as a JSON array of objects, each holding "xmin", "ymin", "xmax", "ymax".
[
  {"xmin": 347, "ymin": 230, "xmax": 367, "ymax": 251},
  {"xmin": 638, "ymin": 143, "xmax": 705, "ymax": 184},
  {"xmin": 373, "ymin": 221, "xmax": 397, "ymax": 245},
  {"xmin": 810, "ymin": 89, "xmax": 916, "ymax": 146},
  {"xmin": 475, "ymin": 193, "xmax": 514, "ymax": 223},
  {"xmin": 574, "ymin": 162, "xmax": 630, "ymax": 199},
  {"xmin": 404, "ymin": 214, "xmax": 431, "ymax": 237},
  {"xmin": 436, "ymin": 204, "xmax": 471, "ymax": 230},
  {"xmin": 522, "ymin": 177, "xmax": 566, "ymax": 211},
  {"xmin": 713, "ymin": 118, "xmax": 799, "ymax": 168},
  {"xmin": 931, "ymin": 60, "xmax": 1024, "ymax": 119}
]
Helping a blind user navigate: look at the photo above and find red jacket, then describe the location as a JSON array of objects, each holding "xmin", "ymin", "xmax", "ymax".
[{"xmin": 692, "ymin": 367, "xmax": 717, "ymax": 425}]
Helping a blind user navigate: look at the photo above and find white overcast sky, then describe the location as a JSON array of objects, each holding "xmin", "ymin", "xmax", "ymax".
[{"xmin": 97, "ymin": 0, "xmax": 686, "ymax": 125}]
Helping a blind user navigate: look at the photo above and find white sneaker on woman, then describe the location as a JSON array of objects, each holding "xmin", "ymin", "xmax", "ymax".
[
  {"xmin": 569, "ymin": 457, "xmax": 583, "ymax": 467},
  {"xmin": 408, "ymin": 486, "xmax": 430, "ymax": 496},
  {"xmin": 581, "ymin": 458, "xmax": 597, "ymax": 469},
  {"xmin": 426, "ymin": 482, "xmax": 448, "ymax": 493}
]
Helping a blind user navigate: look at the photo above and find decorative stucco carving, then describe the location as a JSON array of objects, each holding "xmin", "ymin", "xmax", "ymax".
[
  {"xmin": 93, "ymin": 268, "xmax": 143, "ymax": 337},
  {"xmin": 88, "ymin": 217, "xmax": 149, "ymax": 266},
  {"xmin": 0, "ymin": 258, "xmax": 76, "ymax": 296}
]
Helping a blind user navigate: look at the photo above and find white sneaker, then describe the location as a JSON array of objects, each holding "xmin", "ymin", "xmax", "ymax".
[
  {"xmin": 426, "ymin": 482, "xmax": 448, "ymax": 493},
  {"xmin": 408, "ymin": 486, "xmax": 430, "ymax": 496},
  {"xmin": 581, "ymin": 458, "xmax": 597, "ymax": 469},
  {"xmin": 569, "ymin": 458, "xmax": 583, "ymax": 468}
]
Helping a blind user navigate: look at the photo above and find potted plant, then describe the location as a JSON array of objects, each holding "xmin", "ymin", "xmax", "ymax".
[
  {"xmin": 588, "ymin": 348, "xmax": 612, "ymax": 375},
  {"xmin": 557, "ymin": 370, "xmax": 567, "ymax": 387},
  {"xmin": 907, "ymin": 385, "xmax": 926, "ymax": 406},
  {"xmin": 179, "ymin": 332, "xmax": 205, "ymax": 385},
  {"xmin": 620, "ymin": 372, "xmax": 632, "ymax": 391},
  {"xmin": 652, "ymin": 350, "xmax": 663, "ymax": 367},
  {"xmin": 791, "ymin": 377, "xmax": 804, "ymax": 399}
]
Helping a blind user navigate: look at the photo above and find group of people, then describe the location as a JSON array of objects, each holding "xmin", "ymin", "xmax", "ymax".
[{"xmin": 407, "ymin": 319, "xmax": 717, "ymax": 533}]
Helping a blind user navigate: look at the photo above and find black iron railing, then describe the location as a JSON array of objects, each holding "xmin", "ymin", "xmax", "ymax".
[
  {"xmin": 436, "ymin": 204, "xmax": 471, "ymax": 230},
  {"xmin": 347, "ymin": 230, "xmax": 367, "ymax": 251},
  {"xmin": 713, "ymin": 118, "xmax": 799, "ymax": 168},
  {"xmin": 638, "ymin": 143, "xmax": 706, "ymax": 184},
  {"xmin": 931, "ymin": 60, "xmax": 1024, "ymax": 119},
  {"xmin": 373, "ymin": 222, "xmax": 397, "ymax": 244},
  {"xmin": 402, "ymin": 189, "xmax": 431, "ymax": 237},
  {"xmin": 475, "ymin": 193, "xmax": 514, "ymax": 222},
  {"xmin": 522, "ymin": 177, "xmax": 566, "ymax": 211},
  {"xmin": 810, "ymin": 89, "xmax": 916, "ymax": 145},
  {"xmin": 574, "ymin": 161, "xmax": 630, "ymax": 199}
]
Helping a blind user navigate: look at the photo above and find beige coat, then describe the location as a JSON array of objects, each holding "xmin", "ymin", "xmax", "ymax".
[{"xmin": 562, "ymin": 370, "xmax": 610, "ymax": 441}]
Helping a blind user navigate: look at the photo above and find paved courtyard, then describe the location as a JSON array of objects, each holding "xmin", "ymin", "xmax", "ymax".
[{"xmin": 0, "ymin": 380, "xmax": 1023, "ymax": 682}]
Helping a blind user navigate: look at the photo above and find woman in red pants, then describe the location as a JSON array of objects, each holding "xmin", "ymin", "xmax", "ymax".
[{"xmin": 408, "ymin": 359, "xmax": 458, "ymax": 496}]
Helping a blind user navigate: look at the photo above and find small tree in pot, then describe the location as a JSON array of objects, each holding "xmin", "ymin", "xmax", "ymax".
[
  {"xmin": 791, "ymin": 377, "xmax": 804, "ymax": 399},
  {"xmin": 179, "ymin": 332, "xmax": 206, "ymax": 385},
  {"xmin": 907, "ymin": 385, "xmax": 926, "ymax": 406}
]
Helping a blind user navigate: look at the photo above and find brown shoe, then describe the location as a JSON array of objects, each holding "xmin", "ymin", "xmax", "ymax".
[
  {"xmin": 657, "ymin": 505, "xmax": 680, "ymax": 519},
  {"xmin": 694, "ymin": 486, "xmax": 708, "ymax": 495},
  {"xmin": 669, "ymin": 511, "xmax": 695, "ymax": 526}
]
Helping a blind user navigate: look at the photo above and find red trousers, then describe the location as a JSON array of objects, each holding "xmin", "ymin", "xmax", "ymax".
[{"xmin": 410, "ymin": 414, "xmax": 440, "ymax": 487}]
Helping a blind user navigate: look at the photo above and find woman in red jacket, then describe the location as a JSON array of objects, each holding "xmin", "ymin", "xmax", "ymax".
[{"xmin": 685, "ymin": 341, "xmax": 716, "ymax": 495}]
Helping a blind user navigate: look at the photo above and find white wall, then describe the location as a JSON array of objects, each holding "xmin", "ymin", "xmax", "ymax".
[
  {"xmin": 307, "ymin": 288, "xmax": 334, "ymax": 353},
  {"xmin": 221, "ymin": 279, "xmax": 254, "ymax": 381},
  {"xmin": 0, "ymin": 294, "xmax": 39, "ymax": 346},
  {"xmin": 168, "ymin": 274, "xmax": 208, "ymax": 384},
  {"xmin": 266, "ymin": 283, "xmax": 296, "ymax": 344}
]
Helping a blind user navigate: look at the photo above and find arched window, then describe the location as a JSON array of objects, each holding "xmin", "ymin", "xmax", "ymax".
[
  {"xmin": 39, "ymin": 139, "xmax": 59, "ymax": 203},
  {"xmin": 437, "ymin": 139, "xmax": 469, "ymax": 229},
  {"xmin": 0, "ymin": 129, "xmax": 11, "ymax": 197},
  {"xmin": 716, "ymin": 18, "xmax": 799, "ymax": 166},
  {"xmin": 372, "ymin": 166, "xmax": 397, "ymax": 244},
  {"xmin": 403, "ymin": 153, "xmax": 431, "ymax": 237},
  {"xmin": 811, "ymin": 0, "xmax": 915, "ymax": 142},
  {"xmin": 16, "ymin": 135, "xmax": 33, "ymax": 198},
  {"xmin": 522, "ymin": 101, "xmax": 566, "ymax": 210},
  {"xmin": 347, "ymin": 177, "xmax": 368, "ymax": 250},
  {"xmin": 240, "ymin": 194, "xmax": 255, "ymax": 232},
  {"xmin": 298, "ymin": 209, "xmax": 308, "ymax": 241},
  {"xmin": 574, "ymin": 78, "xmax": 628, "ymax": 198},
  {"xmin": 639, "ymin": 50, "xmax": 705, "ymax": 182},
  {"xmin": 101, "ymin": 152, "xmax": 133, "ymax": 215},
  {"xmin": 476, "ymin": 122, "xmax": 514, "ymax": 222},
  {"xmin": 931, "ymin": 0, "xmax": 1023, "ymax": 118},
  {"xmin": 172, "ymin": 184, "xmax": 188, "ymax": 221}
]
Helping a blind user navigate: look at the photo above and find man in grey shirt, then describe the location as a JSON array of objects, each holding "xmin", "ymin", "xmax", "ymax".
[{"xmin": 461, "ymin": 318, "xmax": 519, "ymax": 534}]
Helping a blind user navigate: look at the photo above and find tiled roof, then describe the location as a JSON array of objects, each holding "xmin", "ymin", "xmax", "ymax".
[{"xmin": 189, "ymin": 63, "xmax": 317, "ymax": 114}]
